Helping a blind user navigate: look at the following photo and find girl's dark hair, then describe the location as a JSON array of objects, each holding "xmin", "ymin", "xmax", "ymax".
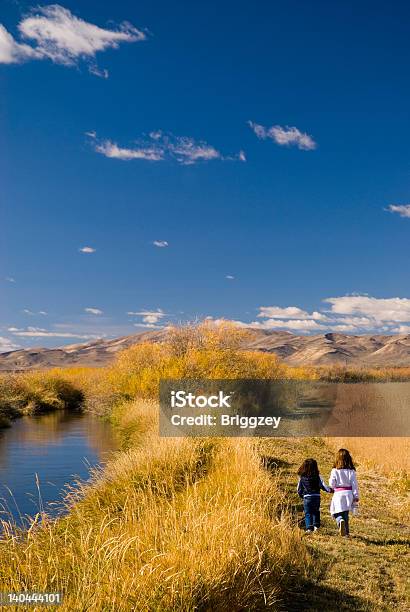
[
  {"xmin": 334, "ymin": 448, "xmax": 355, "ymax": 470},
  {"xmin": 297, "ymin": 458, "xmax": 319, "ymax": 477}
]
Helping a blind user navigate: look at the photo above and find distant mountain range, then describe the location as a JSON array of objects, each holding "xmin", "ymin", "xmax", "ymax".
[{"xmin": 2, "ymin": 329, "xmax": 410, "ymax": 370}]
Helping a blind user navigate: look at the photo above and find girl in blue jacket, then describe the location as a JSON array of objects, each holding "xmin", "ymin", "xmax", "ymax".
[{"xmin": 297, "ymin": 458, "xmax": 332, "ymax": 532}]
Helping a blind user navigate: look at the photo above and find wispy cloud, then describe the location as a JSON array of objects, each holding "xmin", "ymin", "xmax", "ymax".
[
  {"xmin": 89, "ymin": 131, "xmax": 245, "ymax": 165},
  {"xmin": 386, "ymin": 204, "xmax": 410, "ymax": 218},
  {"xmin": 0, "ymin": 336, "xmax": 20, "ymax": 353},
  {"xmin": 133, "ymin": 323, "xmax": 168, "ymax": 329},
  {"xmin": 0, "ymin": 5, "xmax": 145, "ymax": 76},
  {"xmin": 232, "ymin": 295, "xmax": 410, "ymax": 334},
  {"xmin": 23, "ymin": 309, "xmax": 48, "ymax": 316},
  {"xmin": 153, "ymin": 240, "xmax": 169, "ymax": 248},
  {"xmin": 0, "ymin": 24, "xmax": 39, "ymax": 64},
  {"xmin": 226, "ymin": 275, "xmax": 235, "ymax": 280},
  {"xmin": 84, "ymin": 307, "xmax": 103, "ymax": 315},
  {"xmin": 94, "ymin": 140, "xmax": 164, "ymax": 161},
  {"xmin": 7, "ymin": 326, "xmax": 101, "ymax": 339},
  {"xmin": 248, "ymin": 121, "xmax": 317, "ymax": 150},
  {"xmin": 5, "ymin": 276, "xmax": 16, "ymax": 283},
  {"xmin": 79, "ymin": 246, "xmax": 96, "ymax": 253}
]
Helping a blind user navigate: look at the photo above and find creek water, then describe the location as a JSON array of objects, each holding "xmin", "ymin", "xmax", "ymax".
[{"xmin": 0, "ymin": 410, "xmax": 118, "ymax": 525}]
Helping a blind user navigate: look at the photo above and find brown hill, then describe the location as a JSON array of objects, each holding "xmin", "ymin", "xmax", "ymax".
[{"xmin": 1, "ymin": 329, "xmax": 410, "ymax": 370}]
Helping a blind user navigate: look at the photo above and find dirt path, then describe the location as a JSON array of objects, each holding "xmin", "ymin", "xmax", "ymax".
[{"xmin": 257, "ymin": 437, "xmax": 410, "ymax": 611}]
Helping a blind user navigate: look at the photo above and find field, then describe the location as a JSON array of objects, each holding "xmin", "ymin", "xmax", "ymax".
[{"xmin": 0, "ymin": 323, "xmax": 408, "ymax": 610}]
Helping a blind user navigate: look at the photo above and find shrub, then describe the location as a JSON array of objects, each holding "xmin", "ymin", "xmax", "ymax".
[
  {"xmin": 106, "ymin": 321, "xmax": 286, "ymax": 400},
  {"xmin": 0, "ymin": 372, "xmax": 84, "ymax": 420}
]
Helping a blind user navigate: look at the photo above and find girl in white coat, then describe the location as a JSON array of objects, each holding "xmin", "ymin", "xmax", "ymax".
[{"xmin": 329, "ymin": 448, "xmax": 359, "ymax": 537}]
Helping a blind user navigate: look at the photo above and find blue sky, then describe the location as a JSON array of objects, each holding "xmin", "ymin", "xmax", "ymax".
[{"xmin": 2, "ymin": 0, "xmax": 410, "ymax": 350}]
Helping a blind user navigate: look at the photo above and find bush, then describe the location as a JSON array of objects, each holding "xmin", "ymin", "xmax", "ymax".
[
  {"xmin": 0, "ymin": 371, "xmax": 84, "ymax": 421},
  {"xmin": 108, "ymin": 321, "xmax": 286, "ymax": 400}
]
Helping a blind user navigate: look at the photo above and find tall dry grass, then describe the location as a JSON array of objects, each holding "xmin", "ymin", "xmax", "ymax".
[
  {"xmin": 0, "ymin": 400, "xmax": 312, "ymax": 611},
  {"xmin": 328, "ymin": 438, "xmax": 410, "ymax": 476},
  {"xmin": 0, "ymin": 370, "xmax": 83, "ymax": 426}
]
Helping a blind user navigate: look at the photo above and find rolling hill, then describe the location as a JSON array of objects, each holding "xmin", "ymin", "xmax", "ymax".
[{"xmin": 1, "ymin": 329, "xmax": 410, "ymax": 370}]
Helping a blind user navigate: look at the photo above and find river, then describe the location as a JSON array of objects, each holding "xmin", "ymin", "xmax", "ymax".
[{"xmin": 0, "ymin": 410, "xmax": 118, "ymax": 526}]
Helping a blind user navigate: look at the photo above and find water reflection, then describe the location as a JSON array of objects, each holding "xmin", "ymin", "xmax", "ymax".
[{"xmin": 0, "ymin": 411, "xmax": 118, "ymax": 524}]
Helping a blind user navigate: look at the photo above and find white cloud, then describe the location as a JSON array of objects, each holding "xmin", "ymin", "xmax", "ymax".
[
  {"xmin": 84, "ymin": 307, "xmax": 103, "ymax": 315},
  {"xmin": 133, "ymin": 323, "xmax": 165, "ymax": 329},
  {"xmin": 153, "ymin": 240, "xmax": 169, "ymax": 247},
  {"xmin": 87, "ymin": 64, "xmax": 108, "ymax": 79},
  {"xmin": 0, "ymin": 5, "xmax": 145, "ymax": 76},
  {"xmin": 95, "ymin": 140, "xmax": 164, "ymax": 161},
  {"xmin": 230, "ymin": 294, "xmax": 410, "ymax": 334},
  {"xmin": 392, "ymin": 325, "xmax": 410, "ymax": 333},
  {"xmin": 324, "ymin": 295, "xmax": 410, "ymax": 323},
  {"xmin": 0, "ymin": 336, "xmax": 20, "ymax": 353},
  {"xmin": 0, "ymin": 23, "xmax": 39, "ymax": 63},
  {"xmin": 226, "ymin": 275, "xmax": 235, "ymax": 280},
  {"xmin": 248, "ymin": 121, "xmax": 317, "ymax": 150},
  {"xmin": 128, "ymin": 309, "xmax": 166, "ymax": 325},
  {"xmin": 8, "ymin": 326, "xmax": 100, "ymax": 339},
  {"xmin": 251, "ymin": 318, "xmax": 325, "ymax": 332},
  {"xmin": 5, "ymin": 276, "xmax": 16, "ymax": 283},
  {"xmin": 79, "ymin": 246, "xmax": 96, "ymax": 253},
  {"xmin": 90, "ymin": 131, "xmax": 243, "ymax": 165},
  {"xmin": 169, "ymin": 137, "xmax": 221, "ymax": 164},
  {"xmin": 23, "ymin": 309, "xmax": 48, "ymax": 316},
  {"xmin": 257, "ymin": 306, "xmax": 327, "ymax": 320},
  {"xmin": 386, "ymin": 204, "xmax": 410, "ymax": 218}
]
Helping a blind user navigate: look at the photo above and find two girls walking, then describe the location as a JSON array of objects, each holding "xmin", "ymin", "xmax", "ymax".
[{"xmin": 297, "ymin": 448, "xmax": 359, "ymax": 537}]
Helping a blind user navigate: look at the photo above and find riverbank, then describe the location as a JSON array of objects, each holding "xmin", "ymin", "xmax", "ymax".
[
  {"xmin": 0, "ymin": 399, "xmax": 313, "ymax": 610},
  {"xmin": 0, "ymin": 399, "xmax": 408, "ymax": 610},
  {"xmin": 0, "ymin": 371, "xmax": 84, "ymax": 427}
]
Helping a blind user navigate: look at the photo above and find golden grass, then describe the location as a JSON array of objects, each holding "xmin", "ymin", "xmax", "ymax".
[
  {"xmin": 328, "ymin": 437, "xmax": 410, "ymax": 474},
  {"xmin": 0, "ymin": 370, "xmax": 83, "ymax": 425},
  {"xmin": 0, "ymin": 400, "xmax": 312, "ymax": 611},
  {"xmin": 326, "ymin": 436, "xmax": 409, "ymax": 522}
]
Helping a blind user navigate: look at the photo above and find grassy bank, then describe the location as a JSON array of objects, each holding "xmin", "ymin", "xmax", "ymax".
[
  {"xmin": 0, "ymin": 400, "xmax": 313, "ymax": 611},
  {"xmin": 0, "ymin": 399, "xmax": 408, "ymax": 610},
  {"xmin": 0, "ymin": 371, "xmax": 83, "ymax": 427}
]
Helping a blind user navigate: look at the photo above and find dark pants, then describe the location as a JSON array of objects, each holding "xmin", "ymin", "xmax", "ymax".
[
  {"xmin": 334, "ymin": 510, "xmax": 349, "ymax": 534},
  {"xmin": 303, "ymin": 496, "xmax": 321, "ymax": 530}
]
